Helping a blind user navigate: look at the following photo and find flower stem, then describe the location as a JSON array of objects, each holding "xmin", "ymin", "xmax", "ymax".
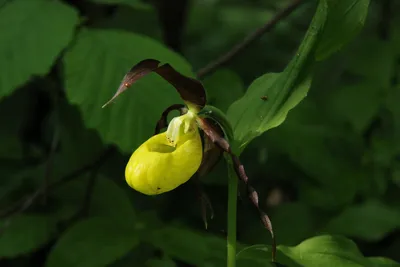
[{"xmin": 227, "ymin": 159, "xmax": 238, "ymax": 267}]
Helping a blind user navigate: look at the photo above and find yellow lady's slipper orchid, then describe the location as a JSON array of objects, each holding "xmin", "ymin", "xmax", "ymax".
[
  {"xmin": 103, "ymin": 59, "xmax": 275, "ymax": 259},
  {"xmin": 125, "ymin": 111, "xmax": 203, "ymax": 195}
]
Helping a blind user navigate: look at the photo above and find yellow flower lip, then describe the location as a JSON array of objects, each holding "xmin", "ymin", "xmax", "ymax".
[{"xmin": 125, "ymin": 112, "xmax": 203, "ymax": 195}]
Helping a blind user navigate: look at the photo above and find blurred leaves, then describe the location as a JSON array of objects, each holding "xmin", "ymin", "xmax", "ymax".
[
  {"xmin": 0, "ymin": 0, "xmax": 79, "ymax": 98},
  {"xmin": 203, "ymin": 69, "xmax": 244, "ymax": 112},
  {"xmin": 148, "ymin": 225, "xmax": 227, "ymax": 266},
  {"xmin": 0, "ymin": 215, "xmax": 57, "ymax": 258},
  {"xmin": 325, "ymin": 200, "xmax": 400, "ymax": 241},
  {"xmin": 266, "ymin": 99, "xmax": 362, "ymax": 208},
  {"xmin": 45, "ymin": 217, "xmax": 139, "ymax": 267},
  {"xmin": 64, "ymin": 29, "xmax": 192, "ymax": 152},
  {"xmin": 324, "ymin": 82, "xmax": 382, "ymax": 134},
  {"xmin": 52, "ymin": 176, "xmax": 135, "ymax": 224},
  {"xmin": 88, "ymin": 0, "xmax": 150, "ymax": 9}
]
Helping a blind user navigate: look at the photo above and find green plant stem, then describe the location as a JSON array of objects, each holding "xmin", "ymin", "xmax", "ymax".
[{"xmin": 227, "ymin": 159, "xmax": 238, "ymax": 267}]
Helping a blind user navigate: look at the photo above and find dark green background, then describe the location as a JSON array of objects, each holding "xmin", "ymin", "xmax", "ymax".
[{"xmin": 0, "ymin": 0, "xmax": 399, "ymax": 266}]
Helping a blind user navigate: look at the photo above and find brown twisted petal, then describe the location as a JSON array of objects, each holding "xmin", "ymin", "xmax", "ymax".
[
  {"xmin": 102, "ymin": 59, "xmax": 207, "ymax": 109},
  {"xmin": 198, "ymin": 118, "xmax": 276, "ymax": 262}
]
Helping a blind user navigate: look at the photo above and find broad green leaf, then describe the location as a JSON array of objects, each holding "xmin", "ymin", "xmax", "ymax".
[
  {"xmin": 279, "ymin": 235, "xmax": 382, "ymax": 267},
  {"xmin": 203, "ymin": 69, "xmax": 244, "ymax": 112},
  {"xmin": 227, "ymin": 0, "xmax": 327, "ymax": 151},
  {"xmin": 324, "ymin": 200, "xmax": 400, "ymax": 241},
  {"xmin": 88, "ymin": 0, "xmax": 150, "ymax": 9},
  {"xmin": 316, "ymin": 0, "xmax": 370, "ymax": 60},
  {"xmin": 0, "ymin": 215, "xmax": 57, "ymax": 258},
  {"xmin": 0, "ymin": 0, "xmax": 79, "ymax": 98},
  {"xmin": 64, "ymin": 29, "xmax": 193, "ymax": 153},
  {"xmin": 46, "ymin": 218, "xmax": 139, "ymax": 267},
  {"xmin": 238, "ymin": 236, "xmax": 399, "ymax": 267}
]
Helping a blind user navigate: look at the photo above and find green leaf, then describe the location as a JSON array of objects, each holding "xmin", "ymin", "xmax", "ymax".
[
  {"xmin": 324, "ymin": 200, "xmax": 400, "ymax": 241},
  {"xmin": 279, "ymin": 235, "xmax": 386, "ymax": 267},
  {"xmin": 0, "ymin": 215, "xmax": 57, "ymax": 258},
  {"xmin": 316, "ymin": 0, "xmax": 370, "ymax": 61},
  {"xmin": 0, "ymin": 0, "xmax": 79, "ymax": 98},
  {"xmin": 238, "ymin": 236, "xmax": 399, "ymax": 267},
  {"xmin": 227, "ymin": 0, "xmax": 328, "ymax": 151},
  {"xmin": 203, "ymin": 69, "xmax": 244, "ymax": 112},
  {"xmin": 46, "ymin": 218, "xmax": 139, "ymax": 267},
  {"xmin": 88, "ymin": 0, "xmax": 150, "ymax": 9},
  {"xmin": 64, "ymin": 29, "xmax": 193, "ymax": 153}
]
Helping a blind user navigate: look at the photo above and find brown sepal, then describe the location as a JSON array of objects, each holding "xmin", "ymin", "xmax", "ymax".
[{"xmin": 102, "ymin": 59, "xmax": 206, "ymax": 109}]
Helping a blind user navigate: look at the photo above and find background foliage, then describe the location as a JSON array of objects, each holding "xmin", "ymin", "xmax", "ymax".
[{"xmin": 0, "ymin": 0, "xmax": 400, "ymax": 266}]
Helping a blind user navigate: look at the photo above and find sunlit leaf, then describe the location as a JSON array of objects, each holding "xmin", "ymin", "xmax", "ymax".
[
  {"xmin": 0, "ymin": 0, "xmax": 79, "ymax": 98},
  {"xmin": 64, "ymin": 29, "xmax": 193, "ymax": 152},
  {"xmin": 278, "ymin": 235, "xmax": 394, "ymax": 267}
]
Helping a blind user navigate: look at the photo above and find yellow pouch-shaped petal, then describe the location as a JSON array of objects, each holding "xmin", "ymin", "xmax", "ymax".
[{"xmin": 125, "ymin": 129, "xmax": 203, "ymax": 195}]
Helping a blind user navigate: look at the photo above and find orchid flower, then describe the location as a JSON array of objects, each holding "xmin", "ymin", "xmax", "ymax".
[{"xmin": 102, "ymin": 59, "xmax": 276, "ymax": 259}]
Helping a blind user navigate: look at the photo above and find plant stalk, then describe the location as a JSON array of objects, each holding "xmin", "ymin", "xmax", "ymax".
[{"xmin": 227, "ymin": 159, "xmax": 238, "ymax": 267}]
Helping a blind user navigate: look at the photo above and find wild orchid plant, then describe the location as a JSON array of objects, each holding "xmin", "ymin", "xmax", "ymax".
[{"xmin": 102, "ymin": 59, "xmax": 276, "ymax": 264}]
